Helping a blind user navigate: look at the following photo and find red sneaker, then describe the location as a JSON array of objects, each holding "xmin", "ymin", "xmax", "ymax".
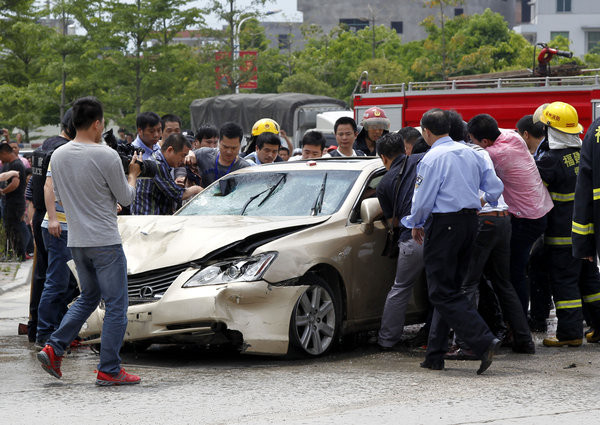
[
  {"xmin": 95, "ymin": 368, "xmax": 141, "ymax": 386},
  {"xmin": 37, "ymin": 345, "xmax": 63, "ymax": 379}
]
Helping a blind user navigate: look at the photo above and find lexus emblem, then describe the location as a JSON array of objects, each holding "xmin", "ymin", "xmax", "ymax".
[{"xmin": 140, "ymin": 286, "xmax": 154, "ymax": 297}]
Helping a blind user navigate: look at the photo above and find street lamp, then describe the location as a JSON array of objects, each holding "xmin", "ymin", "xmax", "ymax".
[{"xmin": 234, "ymin": 9, "xmax": 282, "ymax": 94}]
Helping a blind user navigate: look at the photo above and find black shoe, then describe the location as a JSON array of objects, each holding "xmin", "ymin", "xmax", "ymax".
[
  {"xmin": 444, "ymin": 347, "xmax": 478, "ymax": 360},
  {"xmin": 512, "ymin": 339, "xmax": 535, "ymax": 354},
  {"xmin": 378, "ymin": 341, "xmax": 409, "ymax": 352},
  {"xmin": 420, "ymin": 359, "xmax": 444, "ymax": 370},
  {"xmin": 477, "ymin": 338, "xmax": 501, "ymax": 375}
]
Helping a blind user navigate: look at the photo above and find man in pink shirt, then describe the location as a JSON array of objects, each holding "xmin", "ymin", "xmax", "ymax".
[{"xmin": 468, "ymin": 114, "xmax": 553, "ymax": 316}]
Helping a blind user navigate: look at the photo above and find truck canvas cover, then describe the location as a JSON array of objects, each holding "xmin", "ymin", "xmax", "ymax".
[{"xmin": 190, "ymin": 93, "xmax": 347, "ymax": 139}]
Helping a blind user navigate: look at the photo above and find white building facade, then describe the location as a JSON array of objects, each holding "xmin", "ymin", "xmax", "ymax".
[{"xmin": 514, "ymin": 0, "xmax": 600, "ymax": 56}]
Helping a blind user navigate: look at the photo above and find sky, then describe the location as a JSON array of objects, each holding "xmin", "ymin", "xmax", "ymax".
[{"xmin": 194, "ymin": 0, "xmax": 303, "ymax": 28}]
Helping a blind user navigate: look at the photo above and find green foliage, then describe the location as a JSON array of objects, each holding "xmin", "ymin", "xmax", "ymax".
[{"xmin": 277, "ymin": 73, "xmax": 336, "ymax": 97}]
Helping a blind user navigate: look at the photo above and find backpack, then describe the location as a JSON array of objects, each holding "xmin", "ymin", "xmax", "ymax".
[{"xmin": 30, "ymin": 136, "xmax": 68, "ymax": 211}]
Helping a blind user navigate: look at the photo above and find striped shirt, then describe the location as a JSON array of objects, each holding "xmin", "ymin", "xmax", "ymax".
[{"xmin": 131, "ymin": 150, "xmax": 184, "ymax": 215}]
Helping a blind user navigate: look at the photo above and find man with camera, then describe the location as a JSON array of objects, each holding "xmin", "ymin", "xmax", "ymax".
[
  {"xmin": 36, "ymin": 96, "xmax": 142, "ymax": 386},
  {"xmin": 131, "ymin": 133, "xmax": 202, "ymax": 215}
]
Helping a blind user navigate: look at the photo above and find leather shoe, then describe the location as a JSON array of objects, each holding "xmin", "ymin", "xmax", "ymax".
[
  {"xmin": 512, "ymin": 339, "xmax": 535, "ymax": 354},
  {"xmin": 477, "ymin": 338, "xmax": 501, "ymax": 375},
  {"xmin": 444, "ymin": 346, "xmax": 478, "ymax": 360},
  {"xmin": 542, "ymin": 337, "xmax": 582, "ymax": 347},
  {"xmin": 420, "ymin": 359, "xmax": 444, "ymax": 370}
]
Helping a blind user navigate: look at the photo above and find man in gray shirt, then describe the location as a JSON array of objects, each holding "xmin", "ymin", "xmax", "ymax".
[
  {"xmin": 185, "ymin": 122, "xmax": 250, "ymax": 187},
  {"xmin": 36, "ymin": 96, "xmax": 142, "ymax": 386}
]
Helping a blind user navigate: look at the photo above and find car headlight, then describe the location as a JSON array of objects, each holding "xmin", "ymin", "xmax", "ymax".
[{"xmin": 182, "ymin": 252, "xmax": 278, "ymax": 288}]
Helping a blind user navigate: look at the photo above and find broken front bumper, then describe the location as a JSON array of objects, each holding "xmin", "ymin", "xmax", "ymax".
[{"xmin": 79, "ymin": 268, "xmax": 308, "ymax": 355}]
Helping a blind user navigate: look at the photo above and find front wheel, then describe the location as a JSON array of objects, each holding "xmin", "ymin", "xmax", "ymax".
[{"xmin": 289, "ymin": 275, "xmax": 341, "ymax": 356}]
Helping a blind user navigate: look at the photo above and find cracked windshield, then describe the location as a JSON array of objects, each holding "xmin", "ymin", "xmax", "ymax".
[{"xmin": 178, "ymin": 170, "xmax": 360, "ymax": 216}]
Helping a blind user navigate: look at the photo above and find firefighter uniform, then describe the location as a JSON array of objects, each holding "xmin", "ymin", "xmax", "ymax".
[{"xmin": 537, "ymin": 133, "xmax": 600, "ymax": 343}]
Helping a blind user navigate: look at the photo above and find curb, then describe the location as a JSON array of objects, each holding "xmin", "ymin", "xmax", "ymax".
[{"xmin": 0, "ymin": 260, "xmax": 33, "ymax": 296}]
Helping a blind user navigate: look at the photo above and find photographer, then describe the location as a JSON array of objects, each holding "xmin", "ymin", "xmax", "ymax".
[
  {"xmin": 131, "ymin": 133, "xmax": 202, "ymax": 215},
  {"xmin": 36, "ymin": 96, "xmax": 142, "ymax": 386}
]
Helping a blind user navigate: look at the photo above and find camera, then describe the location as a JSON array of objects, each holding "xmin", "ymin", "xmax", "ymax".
[{"xmin": 103, "ymin": 129, "xmax": 157, "ymax": 178}]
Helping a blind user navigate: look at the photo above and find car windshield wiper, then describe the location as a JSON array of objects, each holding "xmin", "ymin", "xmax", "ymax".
[
  {"xmin": 311, "ymin": 173, "xmax": 328, "ymax": 216},
  {"xmin": 240, "ymin": 174, "xmax": 286, "ymax": 215}
]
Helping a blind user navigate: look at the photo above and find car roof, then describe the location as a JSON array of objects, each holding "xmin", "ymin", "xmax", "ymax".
[{"xmin": 235, "ymin": 157, "xmax": 384, "ymax": 175}]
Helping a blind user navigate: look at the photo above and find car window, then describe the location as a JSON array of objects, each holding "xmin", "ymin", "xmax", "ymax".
[
  {"xmin": 349, "ymin": 170, "xmax": 386, "ymax": 223},
  {"xmin": 178, "ymin": 170, "xmax": 360, "ymax": 217}
]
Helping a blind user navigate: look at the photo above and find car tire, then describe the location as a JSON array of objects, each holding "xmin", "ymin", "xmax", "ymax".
[{"xmin": 288, "ymin": 274, "xmax": 341, "ymax": 357}]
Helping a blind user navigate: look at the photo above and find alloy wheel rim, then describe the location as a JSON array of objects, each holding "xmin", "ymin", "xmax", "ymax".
[{"xmin": 294, "ymin": 285, "xmax": 336, "ymax": 355}]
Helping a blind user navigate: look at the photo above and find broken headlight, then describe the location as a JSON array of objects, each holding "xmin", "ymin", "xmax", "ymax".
[{"xmin": 182, "ymin": 252, "xmax": 278, "ymax": 288}]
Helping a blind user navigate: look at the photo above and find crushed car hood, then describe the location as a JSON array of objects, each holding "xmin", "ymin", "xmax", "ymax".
[{"xmin": 118, "ymin": 215, "xmax": 330, "ymax": 274}]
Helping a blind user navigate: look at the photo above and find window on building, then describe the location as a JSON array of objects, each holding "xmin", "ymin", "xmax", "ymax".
[
  {"xmin": 521, "ymin": 0, "xmax": 531, "ymax": 23},
  {"xmin": 556, "ymin": 0, "xmax": 571, "ymax": 12},
  {"xmin": 550, "ymin": 31, "xmax": 569, "ymax": 41},
  {"xmin": 390, "ymin": 21, "xmax": 403, "ymax": 34},
  {"xmin": 339, "ymin": 18, "xmax": 369, "ymax": 32},
  {"xmin": 278, "ymin": 34, "xmax": 290, "ymax": 50},
  {"xmin": 454, "ymin": 8, "xmax": 464, "ymax": 16},
  {"xmin": 588, "ymin": 31, "xmax": 600, "ymax": 54}
]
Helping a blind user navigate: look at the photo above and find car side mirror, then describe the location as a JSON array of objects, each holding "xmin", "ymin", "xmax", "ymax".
[{"xmin": 360, "ymin": 198, "xmax": 383, "ymax": 227}]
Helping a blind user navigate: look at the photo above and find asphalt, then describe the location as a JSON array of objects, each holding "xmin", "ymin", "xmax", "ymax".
[{"xmin": 0, "ymin": 259, "xmax": 33, "ymax": 296}]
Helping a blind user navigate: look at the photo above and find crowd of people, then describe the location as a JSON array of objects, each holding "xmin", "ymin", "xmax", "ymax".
[{"xmin": 6, "ymin": 93, "xmax": 597, "ymax": 385}]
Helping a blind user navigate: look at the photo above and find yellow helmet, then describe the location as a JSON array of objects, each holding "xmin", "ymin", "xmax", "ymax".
[
  {"xmin": 539, "ymin": 101, "xmax": 584, "ymax": 134},
  {"xmin": 251, "ymin": 118, "xmax": 280, "ymax": 136}
]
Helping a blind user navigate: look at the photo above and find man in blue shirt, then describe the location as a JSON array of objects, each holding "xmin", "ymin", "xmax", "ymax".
[
  {"xmin": 401, "ymin": 109, "xmax": 504, "ymax": 374},
  {"xmin": 132, "ymin": 112, "xmax": 162, "ymax": 160}
]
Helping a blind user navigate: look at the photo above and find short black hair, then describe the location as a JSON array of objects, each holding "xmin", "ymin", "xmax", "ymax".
[
  {"xmin": 448, "ymin": 110, "xmax": 467, "ymax": 142},
  {"xmin": 162, "ymin": 133, "xmax": 191, "ymax": 153},
  {"xmin": 334, "ymin": 117, "xmax": 357, "ymax": 134},
  {"xmin": 219, "ymin": 122, "xmax": 243, "ymax": 142},
  {"xmin": 279, "ymin": 146, "xmax": 290, "ymax": 154},
  {"xmin": 72, "ymin": 96, "xmax": 103, "ymax": 130},
  {"xmin": 302, "ymin": 131, "xmax": 326, "ymax": 150},
  {"xmin": 411, "ymin": 137, "xmax": 430, "ymax": 154},
  {"xmin": 61, "ymin": 107, "xmax": 76, "ymax": 139},
  {"xmin": 420, "ymin": 109, "xmax": 450, "ymax": 136},
  {"xmin": 0, "ymin": 143, "xmax": 14, "ymax": 154},
  {"xmin": 467, "ymin": 114, "xmax": 501, "ymax": 142},
  {"xmin": 136, "ymin": 112, "xmax": 161, "ymax": 131},
  {"xmin": 161, "ymin": 114, "xmax": 181, "ymax": 131},
  {"xmin": 516, "ymin": 115, "xmax": 545, "ymax": 138},
  {"xmin": 256, "ymin": 132, "xmax": 281, "ymax": 149},
  {"xmin": 398, "ymin": 127, "xmax": 421, "ymax": 146},
  {"xmin": 376, "ymin": 132, "xmax": 405, "ymax": 158},
  {"xmin": 195, "ymin": 124, "xmax": 218, "ymax": 141}
]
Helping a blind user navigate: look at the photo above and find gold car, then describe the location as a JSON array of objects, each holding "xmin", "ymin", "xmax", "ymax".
[{"xmin": 79, "ymin": 158, "xmax": 428, "ymax": 356}]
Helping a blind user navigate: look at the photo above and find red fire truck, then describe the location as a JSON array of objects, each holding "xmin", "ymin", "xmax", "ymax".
[{"xmin": 353, "ymin": 74, "xmax": 600, "ymax": 132}]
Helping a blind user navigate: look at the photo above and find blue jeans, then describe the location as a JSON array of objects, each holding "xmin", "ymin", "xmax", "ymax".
[
  {"xmin": 37, "ymin": 228, "xmax": 74, "ymax": 343},
  {"xmin": 47, "ymin": 245, "xmax": 128, "ymax": 375}
]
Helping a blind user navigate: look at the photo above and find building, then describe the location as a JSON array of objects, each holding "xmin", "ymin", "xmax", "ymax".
[
  {"xmin": 514, "ymin": 0, "xmax": 600, "ymax": 56},
  {"xmin": 260, "ymin": 21, "xmax": 305, "ymax": 52},
  {"xmin": 297, "ymin": 0, "xmax": 517, "ymax": 43}
]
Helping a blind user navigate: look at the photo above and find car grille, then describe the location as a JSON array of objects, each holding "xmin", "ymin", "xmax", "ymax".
[{"xmin": 127, "ymin": 263, "xmax": 191, "ymax": 305}]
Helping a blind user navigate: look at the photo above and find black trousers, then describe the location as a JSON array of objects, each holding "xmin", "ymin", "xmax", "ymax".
[
  {"xmin": 461, "ymin": 215, "xmax": 532, "ymax": 345},
  {"xmin": 546, "ymin": 246, "xmax": 600, "ymax": 340},
  {"xmin": 424, "ymin": 212, "xmax": 495, "ymax": 363},
  {"xmin": 27, "ymin": 209, "xmax": 48, "ymax": 342}
]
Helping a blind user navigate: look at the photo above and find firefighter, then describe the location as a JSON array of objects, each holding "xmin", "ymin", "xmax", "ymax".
[
  {"xmin": 572, "ymin": 115, "xmax": 600, "ymax": 344},
  {"xmin": 354, "ymin": 107, "xmax": 390, "ymax": 156},
  {"xmin": 535, "ymin": 101, "xmax": 600, "ymax": 347}
]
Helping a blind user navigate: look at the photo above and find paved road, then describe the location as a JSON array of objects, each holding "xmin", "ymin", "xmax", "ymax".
[{"xmin": 1, "ymin": 284, "xmax": 599, "ymax": 425}]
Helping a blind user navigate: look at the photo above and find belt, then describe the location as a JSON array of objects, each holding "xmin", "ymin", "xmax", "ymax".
[
  {"xmin": 478, "ymin": 210, "xmax": 509, "ymax": 217},
  {"xmin": 432, "ymin": 208, "xmax": 477, "ymax": 216}
]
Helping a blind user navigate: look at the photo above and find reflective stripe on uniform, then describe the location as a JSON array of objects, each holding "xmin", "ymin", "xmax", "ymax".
[
  {"xmin": 555, "ymin": 299, "xmax": 583, "ymax": 309},
  {"xmin": 544, "ymin": 236, "xmax": 572, "ymax": 245},
  {"xmin": 594, "ymin": 188, "xmax": 600, "ymax": 201},
  {"xmin": 583, "ymin": 292, "xmax": 600, "ymax": 303},
  {"xmin": 549, "ymin": 192, "xmax": 575, "ymax": 202},
  {"xmin": 572, "ymin": 221, "xmax": 595, "ymax": 235}
]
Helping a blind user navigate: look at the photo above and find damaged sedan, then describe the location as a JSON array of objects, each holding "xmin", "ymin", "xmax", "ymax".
[{"xmin": 79, "ymin": 158, "xmax": 428, "ymax": 356}]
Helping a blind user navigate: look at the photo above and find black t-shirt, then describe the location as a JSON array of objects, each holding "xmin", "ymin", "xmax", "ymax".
[{"xmin": 2, "ymin": 158, "xmax": 27, "ymax": 211}]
